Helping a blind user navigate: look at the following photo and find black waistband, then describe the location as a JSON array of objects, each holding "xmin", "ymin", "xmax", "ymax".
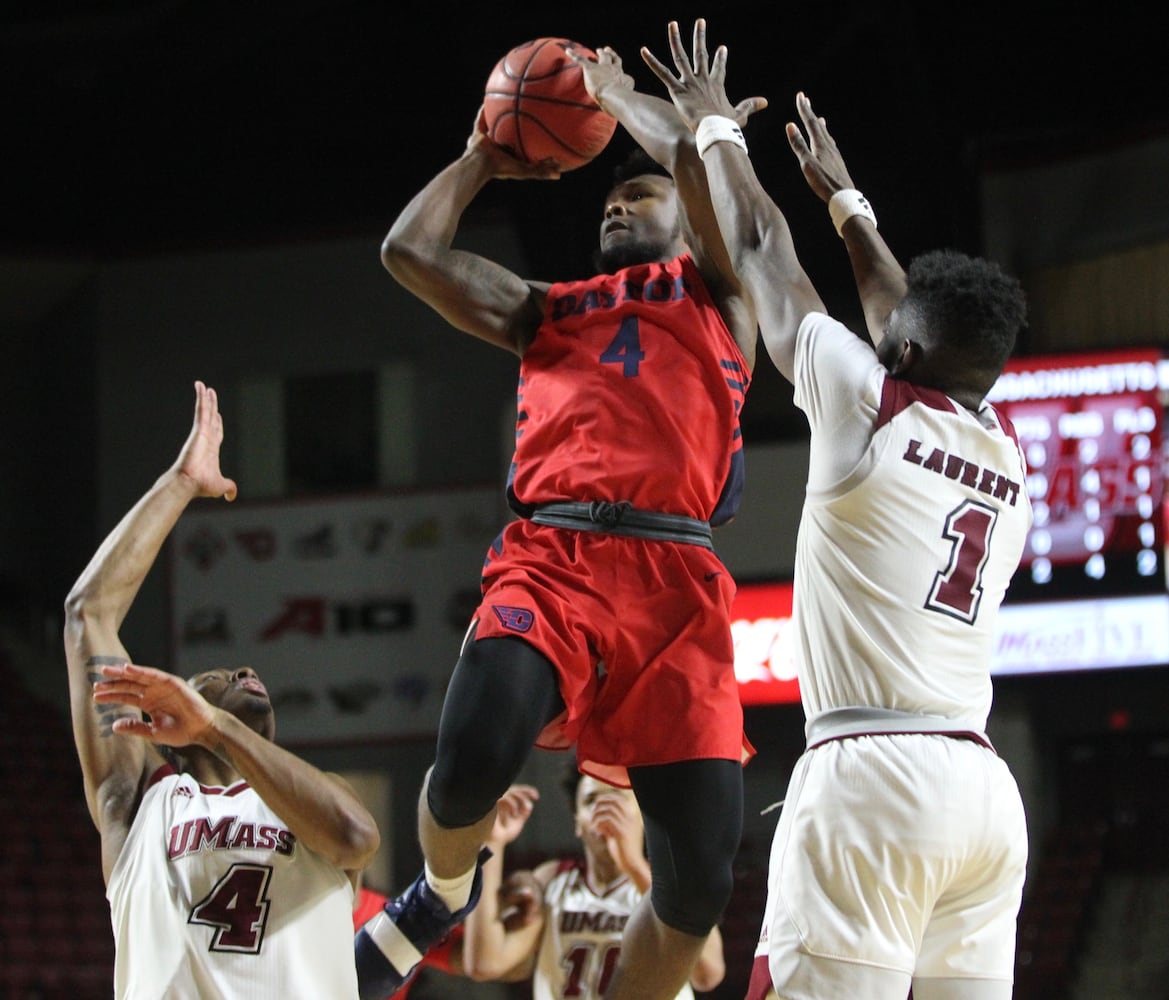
[{"xmin": 527, "ymin": 501, "xmax": 713, "ymax": 549}]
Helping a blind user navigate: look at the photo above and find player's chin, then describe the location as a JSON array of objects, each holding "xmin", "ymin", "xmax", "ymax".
[
  {"xmin": 601, "ymin": 224, "xmax": 634, "ymax": 246},
  {"xmin": 232, "ymin": 688, "xmax": 272, "ymax": 710},
  {"xmin": 231, "ymin": 694, "xmax": 275, "ymax": 727},
  {"xmin": 595, "ymin": 237, "xmax": 653, "ymax": 274}
]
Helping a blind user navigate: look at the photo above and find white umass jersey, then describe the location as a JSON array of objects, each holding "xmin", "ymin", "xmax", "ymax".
[
  {"xmin": 107, "ymin": 766, "xmax": 358, "ymax": 1000},
  {"xmin": 792, "ymin": 313, "xmax": 1033, "ymax": 734},
  {"xmin": 534, "ymin": 860, "xmax": 695, "ymax": 1000}
]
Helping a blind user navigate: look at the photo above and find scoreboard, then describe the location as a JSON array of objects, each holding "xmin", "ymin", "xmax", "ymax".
[
  {"xmin": 987, "ymin": 348, "xmax": 1167, "ymax": 602},
  {"xmin": 733, "ymin": 347, "xmax": 1169, "ymax": 704}
]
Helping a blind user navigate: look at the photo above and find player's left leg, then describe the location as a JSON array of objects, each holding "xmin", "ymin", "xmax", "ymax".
[
  {"xmin": 355, "ymin": 634, "xmax": 564, "ymax": 999},
  {"xmin": 603, "ymin": 758, "xmax": 743, "ymax": 1000},
  {"xmin": 912, "ymin": 744, "xmax": 1026, "ymax": 1000}
]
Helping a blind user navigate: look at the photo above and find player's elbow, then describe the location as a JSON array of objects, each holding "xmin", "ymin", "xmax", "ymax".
[
  {"xmin": 64, "ymin": 585, "xmax": 92, "ymax": 627},
  {"xmin": 380, "ymin": 231, "xmax": 406, "ymax": 276},
  {"xmin": 461, "ymin": 949, "xmax": 500, "ymax": 982},
  {"xmin": 462, "ymin": 937, "xmax": 523, "ymax": 983},
  {"xmin": 380, "ymin": 232, "xmax": 429, "ymax": 286},
  {"xmin": 344, "ymin": 812, "xmax": 382, "ymax": 870},
  {"xmin": 63, "ymin": 588, "xmax": 115, "ymax": 648},
  {"xmin": 327, "ymin": 810, "xmax": 381, "ymax": 871},
  {"xmin": 464, "ymin": 962, "xmax": 496, "ymax": 983}
]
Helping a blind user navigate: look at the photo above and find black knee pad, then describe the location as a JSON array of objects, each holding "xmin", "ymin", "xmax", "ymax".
[
  {"xmin": 649, "ymin": 856, "xmax": 736, "ymax": 936},
  {"xmin": 630, "ymin": 758, "xmax": 744, "ymax": 936},
  {"xmin": 426, "ymin": 757, "xmax": 502, "ymax": 829},
  {"xmin": 425, "ymin": 635, "xmax": 564, "ymax": 828}
]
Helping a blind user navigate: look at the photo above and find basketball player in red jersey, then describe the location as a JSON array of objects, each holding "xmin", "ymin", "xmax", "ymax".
[
  {"xmin": 643, "ymin": 21, "xmax": 1031, "ymax": 1000},
  {"xmin": 354, "ymin": 43, "xmax": 767, "ymax": 1000},
  {"xmin": 65, "ymin": 382, "xmax": 381, "ymax": 998}
]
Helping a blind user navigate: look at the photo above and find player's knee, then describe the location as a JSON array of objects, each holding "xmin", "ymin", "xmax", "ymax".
[
  {"xmin": 650, "ymin": 856, "xmax": 735, "ymax": 937},
  {"xmin": 426, "ymin": 748, "xmax": 512, "ymax": 828},
  {"xmin": 426, "ymin": 636, "xmax": 562, "ymax": 828},
  {"xmin": 426, "ymin": 698, "xmax": 537, "ymax": 826}
]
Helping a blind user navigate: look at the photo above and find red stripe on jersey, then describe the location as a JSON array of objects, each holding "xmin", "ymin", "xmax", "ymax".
[
  {"xmin": 877, "ymin": 373, "xmax": 1023, "ymax": 448},
  {"xmin": 876, "ymin": 375, "xmax": 959, "ymax": 431},
  {"xmin": 147, "ymin": 763, "xmax": 178, "ymax": 789}
]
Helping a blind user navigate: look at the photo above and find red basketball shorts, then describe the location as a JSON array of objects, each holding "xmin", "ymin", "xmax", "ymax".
[{"xmin": 470, "ymin": 519, "xmax": 754, "ymax": 787}]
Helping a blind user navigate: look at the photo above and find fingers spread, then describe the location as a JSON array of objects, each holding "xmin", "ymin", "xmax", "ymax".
[
  {"xmin": 733, "ymin": 97, "xmax": 769, "ymax": 124},
  {"xmin": 785, "ymin": 121, "xmax": 810, "ymax": 157},
  {"xmin": 690, "ymin": 19, "xmax": 708, "ymax": 74},
  {"xmin": 640, "ymin": 46, "xmax": 677, "ymax": 88}
]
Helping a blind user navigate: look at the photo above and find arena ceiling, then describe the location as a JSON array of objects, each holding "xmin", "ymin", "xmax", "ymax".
[{"xmin": 5, "ymin": 2, "xmax": 1162, "ymax": 256}]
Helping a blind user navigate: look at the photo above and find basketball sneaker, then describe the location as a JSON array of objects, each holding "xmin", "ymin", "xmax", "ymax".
[{"xmin": 354, "ymin": 848, "xmax": 490, "ymax": 999}]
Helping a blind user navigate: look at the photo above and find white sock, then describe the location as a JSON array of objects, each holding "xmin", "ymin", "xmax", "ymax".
[{"xmin": 424, "ymin": 862, "xmax": 475, "ymax": 913}]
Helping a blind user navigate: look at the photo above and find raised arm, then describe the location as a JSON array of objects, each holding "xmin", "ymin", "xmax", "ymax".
[
  {"xmin": 92, "ymin": 662, "xmax": 380, "ymax": 879},
  {"xmin": 641, "ymin": 20, "xmax": 824, "ymax": 383},
  {"xmin": 381, "ymin": 115, "xmax": 558, "ymax": 356},
  {"xmin": 570, "ymin": 43, "xmax": 761, "ymax": 365},
  {"xmin": 462, "ymin": 784, "xmax": 546, "ymax": 982},
  {"xmin": 62, "ymin": 381, "xmax": 238, "ymax": 880},
  {"xmin": 785, "ymin": 91, "xmax": 907, "ymax": 345}
]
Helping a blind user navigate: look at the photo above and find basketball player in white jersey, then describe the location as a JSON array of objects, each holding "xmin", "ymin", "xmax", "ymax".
[
  {"xmin": 642, "ymin": 21, "xmax": 1032, "ymax": 1000},
  {"xmin": 461, "ymin": 776, "xmax": 725, "ymax": 999},
  {"xmin": 64, "ymin": 381, "xmax": 381, "ymax": 999}
]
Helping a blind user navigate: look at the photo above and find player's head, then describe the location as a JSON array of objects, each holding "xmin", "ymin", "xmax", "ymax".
[
  {"xmin": 565, "ymin": 769, "xmax": 643, "ymax": 860},
  {"xmin": 594, "ymin": 147, "xmax": 684, "ymax": 273},
  {"xmin": 187, "ymin": 666, "xmax": 276, "ymax": 741},
  {"xmin": 879, "ymin": 249, "xmax": 1027, "ymax": 397}
]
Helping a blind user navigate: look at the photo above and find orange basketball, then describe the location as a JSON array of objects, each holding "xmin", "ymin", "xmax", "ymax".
[{"xmin": 482, "ymin": 37, "xmax": 618, "ymax": 171}]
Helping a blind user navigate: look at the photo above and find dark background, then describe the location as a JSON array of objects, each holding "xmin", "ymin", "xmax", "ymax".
[
  {"xmin": 7, "ymin": 1, "xmax": 1164, "ymax": 455},
  {"xmin": 4, "ymin": 1, "xmax": 1164, "ymax": 275}
]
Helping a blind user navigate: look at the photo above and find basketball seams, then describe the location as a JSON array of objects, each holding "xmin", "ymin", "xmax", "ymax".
[
  {"xmin": 482, "ymin": 36, "xmax": 618, "ymax": 169},
  {"xmin": 503, "ymin": 37, "xmax": 574, "ymax": 82},
  {"xmin": 498, "ymin": 114, "xmax": 595, "ymax": 159}
]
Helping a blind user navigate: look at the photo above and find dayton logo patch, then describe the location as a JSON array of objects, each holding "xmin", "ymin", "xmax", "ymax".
[{"xmin": 492, "ymin": 605, "xmax": 535, "ymax": 633}]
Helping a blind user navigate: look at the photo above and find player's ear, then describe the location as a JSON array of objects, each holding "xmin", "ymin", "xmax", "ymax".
[{"xmin": 888, "ymin": 338, "xmax": 920, "ymax": 376}]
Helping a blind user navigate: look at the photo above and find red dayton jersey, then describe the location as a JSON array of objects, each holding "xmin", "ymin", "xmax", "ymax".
[{"xmin": 507, "ymin": 255, "xmax": 749, "ymax": 525}]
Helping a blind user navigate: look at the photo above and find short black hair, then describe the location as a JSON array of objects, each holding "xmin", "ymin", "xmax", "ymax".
[
  {"xmin": 610, "ymin": 146, "xmax": 672, "ymax": 186},
  {"xmin": 903, "ymin": 249, "xmax": 1027, "ymax": 379}
]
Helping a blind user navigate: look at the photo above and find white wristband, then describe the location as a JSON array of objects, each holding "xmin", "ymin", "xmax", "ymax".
[
  {"xmin": 695, "ymin": 115, "xmax": 747, "ymax": 160},
  {"xmin": 828, "ymin": 189, "xmax": 877, "ymax": 237}
]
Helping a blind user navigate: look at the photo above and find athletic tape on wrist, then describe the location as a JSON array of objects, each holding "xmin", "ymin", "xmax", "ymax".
[
  {"xmin": 695, "ymin": 115, "xmax": 747, "ymax": 160},
  {"xmin": 828, "ymin": 189, "xmax": 877, "ymax": 237}
]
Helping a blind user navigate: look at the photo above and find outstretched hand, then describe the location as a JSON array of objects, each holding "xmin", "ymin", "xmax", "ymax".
[
  {"xmin": 175, "ymin": 381, "xmax": 238, "ymax": 501},
  {"xmin": 93, "ymin": 662, "xmax": 216, "ymax": 748},
  {"xmin": 640, "ymin": 19, "xmax": 766, "ymax": 133},
  {"xmin": 489, "ymin": 783, "xmax": 540, "ymax": 846},
  {"xmin": 785, "ymin": 91, "xmax": 858, "ymax": 205},
  {"xmin": 566, "ymin": 44, "xmax": 633, "ymax": 114}
]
